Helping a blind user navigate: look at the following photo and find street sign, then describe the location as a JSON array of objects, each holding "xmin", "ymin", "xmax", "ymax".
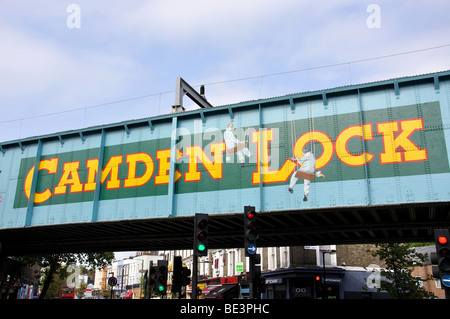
[
  {"xmin": 247, "ymin": 244, "xmax": 257, "ymax": 255},
  {"xmin": 108, "ymin": 277, "xmax": 117, "ymax": 287},
  {"xmin": 442, "ymin": 275, "xmax": 450, "ymax": 288}
]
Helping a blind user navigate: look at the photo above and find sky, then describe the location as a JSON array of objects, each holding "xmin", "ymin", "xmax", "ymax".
[
  {"xmin": 1, "ymin": 0, "xmax": 450, "ymax": 143},
  {"xmin": 114, "ymin": 251, "xmax": 138, "ymax": 261}
]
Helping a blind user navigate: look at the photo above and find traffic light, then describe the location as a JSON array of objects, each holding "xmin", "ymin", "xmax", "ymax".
[
  {"xmin": 245, "ymin": 271, "xmax": 251, "ymax": 283},
  {"xmin": 148, "ymin": 264, "xmax": 156, "ymax": 293},
  {"xmin": 244, "ymin": 206, "xmax": 258, "ymax": 257},
  {"xmin": 172, "ymin": 256, "xmax": 182, "ymax": 293},
  {"xmin": 181, "ymin": 266, "xmax": 191, "ymax": 286},
  {"xmin": 155, "ymin": 260, "xmax": 168, "ymax": 295},
  {"xmin": 194, "ymin": 213, "xmax": 208, "ymax": 256},
  {"xmin": 432, "ymin": 229, "xmax": 450, "ymax": 290},
  {"xmin": 254, "ymin": 264, "xmax": 262, "ymax": 298},
  {"xmin": 196, "ymin": 286, "xmax": 202, "ymax": 298},
  {"xmin": 258, "ymin": 275, "xmax": 265, "ymax": 294},
  {"xmin": 314, "ymin": 275, "xmax": 323, "ymax": 299}
]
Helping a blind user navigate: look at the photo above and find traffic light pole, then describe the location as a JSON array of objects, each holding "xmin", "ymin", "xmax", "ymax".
[
  {"xmin": 248, "ymin": 254, "xmax": 261, "ymax": 299},
  {"xmin": 192, "ymin": 254, "xmax": 198, "ymax": 299},
  {"xmin": 249, "ymin": 256, "xmax": 255, "ymax": 299}
]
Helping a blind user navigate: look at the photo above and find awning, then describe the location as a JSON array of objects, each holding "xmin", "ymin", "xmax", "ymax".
[
  {"xmin": 202, "ymin": 285, "xmax": 220, "ymax": 294},
  {"xmin": 186, "ymin": 285, "xmax": 219, "ymax": 294},
  {"xmin": 203, "ymin": 284, "xmax": 240, "ymax": 299}
]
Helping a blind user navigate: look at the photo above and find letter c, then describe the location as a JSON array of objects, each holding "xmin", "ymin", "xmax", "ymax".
[{"xmin": 24, "ymin": 158, "xmax": 58, "ymax": 203}]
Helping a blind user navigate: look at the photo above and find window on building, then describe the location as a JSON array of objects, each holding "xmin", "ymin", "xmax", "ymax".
[
  {"xmin": 268, "ymin": 247, "xmax": 277, "ymax": 270},
  {"xmin": 228, "ymin": 250, "xmax": 235, "ymax": 277},
  {"xmin": 415, "ymin": 276, "xmax": 424, "ymax": 289},
  {"xmin": 435, "ymin": 278, "xmax": 442, "ymax": 289},
  {"xmin": 279, "ymin": 247, "xmax": 289, "ymax": 268}
]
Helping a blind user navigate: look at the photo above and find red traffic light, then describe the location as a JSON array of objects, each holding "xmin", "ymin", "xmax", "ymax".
[
  {"xmin": 315, "ymin": 275, "xmax": 321, "ymax": 281},
  {"xmin": 198, "ymin": 218, "xmax": 208, "ymax": 228},
  {"xmin": 246, "ymin": 210, "xmax": 256, "ymax": 229},
  {"xmin": 438, "ymin": 236, "xmax": 448, "ymax": 245}
]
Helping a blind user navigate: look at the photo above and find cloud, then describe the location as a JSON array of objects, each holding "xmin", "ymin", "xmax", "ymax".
[
  {"xmin": 0, "ymin": 0, "xmax": 449, "ymax": 142},
  {"xmin": 0, "ymin": 25, "xmax": 68, "ymax": 99},
  {"xmin": 0, "ymin": 23, "xmax": 140, "ymax": 117},
  {"xmin": 120, "ymin": 0, "xmax": 300, "ymax": 41}
]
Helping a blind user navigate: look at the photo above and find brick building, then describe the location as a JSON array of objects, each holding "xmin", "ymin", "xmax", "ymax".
[{"xmin": 412, "ymin": 245, "xmax": 446, "ymax": 299}]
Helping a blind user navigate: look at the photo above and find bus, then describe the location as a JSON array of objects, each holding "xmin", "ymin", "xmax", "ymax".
[{"xmin": 60, "ymin": 286, "xmax": 76, "ymax": 299}]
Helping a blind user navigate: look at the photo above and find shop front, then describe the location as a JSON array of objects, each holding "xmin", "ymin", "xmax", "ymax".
[
  {"xmin": 262, "ymin": 267, "xmax": 345, "ymax": 299},
  {"xmin": 187, "ymin": 276, "xmax": 240, "ymax": 299}
]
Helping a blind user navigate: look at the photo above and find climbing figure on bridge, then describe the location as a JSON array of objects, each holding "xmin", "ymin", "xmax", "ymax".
[
  {"xmin": 224, "ymin": 123, "xmax": 252, "ymax": 167},
  {"xmin": 288, "ymin": 146, "xmax": 325, "ymax": 201}
]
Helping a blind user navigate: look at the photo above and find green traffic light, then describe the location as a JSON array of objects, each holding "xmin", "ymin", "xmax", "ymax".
[
  {"xmin": 197, "ymin": 244, "xmax": 206, "ymax": 252},
  {"xmin": 158, "ymin": 285, "xmax": 165, "ymax": 292}
]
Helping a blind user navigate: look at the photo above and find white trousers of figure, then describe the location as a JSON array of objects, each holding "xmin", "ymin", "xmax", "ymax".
[
  {"xmin": 237, "ymin": 147, "xmax": 252, "ymax": 163},
  {"xmin": 289, "ymin": 173, "xmax": 312, "ymax": 196},
  {"xmin": 226, "ymin": 147, "xmax": 252, "ymax": 163},
  {"xmin": 289, "ymin": 170, "xmax": 322, "ymax": 196}
]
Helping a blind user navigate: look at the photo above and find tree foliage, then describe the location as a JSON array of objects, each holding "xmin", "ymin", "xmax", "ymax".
[
  {"xmin": 17, "ymin": 252, "xmax": 114, "ymax": 299},
  {"xmin": 369, "ymin": 243, "xmax": 435, "ymax": 299}
]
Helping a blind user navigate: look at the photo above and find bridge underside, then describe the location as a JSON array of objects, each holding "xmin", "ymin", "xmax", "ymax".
[{"xmin": 1, "ymin": 202, "xmax": 449, "ymax": 256}]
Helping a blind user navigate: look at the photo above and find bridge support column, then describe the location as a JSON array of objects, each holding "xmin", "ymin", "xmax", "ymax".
[
  {"xmin": 91, "ymin": 129, "xmax": 106, "ymax": 222},
  {"xmin": 25, "ymin": 139, "xmax": 43, "ymax": 227},
  {"xmin": 168, "ymin": 117, "xmax": 177, "ymax": 217}
]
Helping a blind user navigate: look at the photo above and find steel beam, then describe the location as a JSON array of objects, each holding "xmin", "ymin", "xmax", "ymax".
[
  {"xmin": 91, "ymin": 129, "xmax": 106, "ymax": 222},
  {"xmin": 172, "ymin": 77, "xmax": 212, "ymax": 113},
  {"xmin": 25, "ymin": 139, "xmax": 43, "ymax": 227}
]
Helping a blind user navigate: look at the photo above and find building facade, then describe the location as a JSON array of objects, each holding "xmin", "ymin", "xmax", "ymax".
[
  {"xmin": 164, "ymin": 244, "xmax": 389, "ymax": 299},
  {"xmin": 94, "ymin": 252, "xmax": 164, "ymax": 299},
  {"xmin": 96, "ymin": 244, "xmax": 446, "ymax": 299}
]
